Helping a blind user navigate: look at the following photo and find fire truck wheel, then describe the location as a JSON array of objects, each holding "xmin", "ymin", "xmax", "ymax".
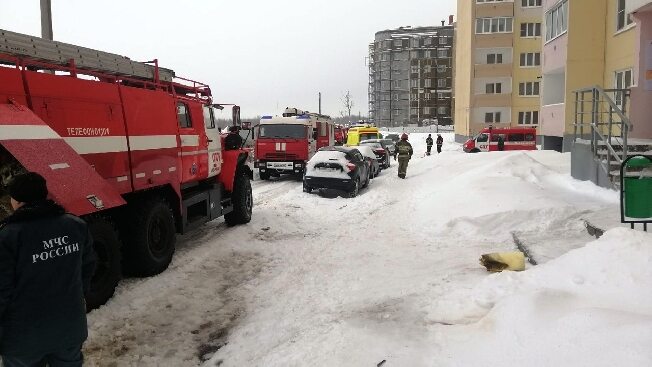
[
  {"xmin": 85, "ymin": 218, "xmax": 122, "ymax": 311},
  {"xmin": 259, "ymin": 170, "xmax": 270, "ymax": 180},
  {"xmin": 470, "ymin": 148, "xmax": 481, "ymax": 153},
  {"xmin": 225, "ymin": 167, "xmax": 253, "ymax": 227},
  {"xmin": 123, "ymin": 199, "xmax": 176, "ymax": 277}
]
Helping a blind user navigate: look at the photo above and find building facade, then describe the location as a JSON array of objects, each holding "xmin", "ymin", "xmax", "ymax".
[
  {"xmin": 454, "ymin": 0, "xmax": 543, "ymax": 143},
  {"xmin": 540, "ymin": 0, "xmax": 640, "ymax": 152},
  {"xmin": 368, "ymin": 24, "xmax": 454, "ymax": 127}
]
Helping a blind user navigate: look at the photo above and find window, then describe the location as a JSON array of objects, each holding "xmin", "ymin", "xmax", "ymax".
[
  {"xmin": 410, "ymin": 51, "xmax": 417, "ymax": 59},
  {"xmin": 393, "ymin": 80, "xmax": 400, "ymax": 88},
  {"xmin": 509, "ymin": 134, "xmax": 525, "ymax": 142},
  {"xmin": 177, "ymin": 102, "xmax": 191, "ymax": 128},
  {"xmin": 411, "ymin": 65, "xmax": 418, "ymax": 73},
  {"xmin": 519, "ymin": 81, "xmax": 540, "ymax": 96},
  {"xmin": 476, "ymin": 133, "xmax": 489, "ymax": 142},
  {"xmin": 615, "ymin": 69, "xmax": 633, "ymax": 106},
  {"xmin": 617, "ymin": 0, "xmax": 634, "ymax": 31},
  {"xmin": 484, "ymin": 112, "xmax": 502, "ymax": 123},
  {"xmin": 519, "ymin": 52, "xmax": 541, "ymax": 67},
  {"xmin": 439, "ymin": 37, "xmax": 447, "ymax": 45},
  {"xmin": 424, "ymin": 65, "xmax": 432, "ymax": 73},
  {"xmin": 486, "ymin": 82, "xmax": 503, "ymax": 94},
  {"xmin": 381, "ymin": 53, "xmax": 388, "ymax": 61},
  {"xmin": 320, "ymin": 122, "xmax": 327, "ymax": 136},
  {"xmin": 438, "ymin": 106, "xmax": 448, "ymax": 115},
  {"xmin": 410, "ymin": 108, "xmax": 418, "ymax": 115},
  {"xmin": 487, "ymin": 53, "xmax": 504, "ymax": 64},
  {"xmin": 520, "ymin": 23, "xmax": 542, "ymax": 37},
  {"xmin": 437, "ymin": 78, "xmax": 447, "ymax": 87},
  {"xmin": 518, "ymin": 111, "xmax": 539, "ymax": 125},
  {"xmin": 437, "ymin": 65, "xmax": 447, "ymax": 73},
  {"xmin": 424, "ymin": 38, "xmax": 432, "ymax": 46},
  {"xmin": 394, "ymin": 94, "xmax": 399, "ymax": 101},
  {"xmin": 437, "ymin": 49, "xmax": 448, "ymax": 58},
  {"xmin": 425, "ymin": 50, "xmax": 431, "ymax": 58},
  {"xmin": 546, "ymin": 0, "xmax": 568, "ymax": 41},
  {"xmin": 424, "ymin": 93, "xmax": 430, "ymax": 100},
  {"xmin": 476, "ymin": 17, "xmax": 514, "ymax": 34},
  {"xmin": 410, "ymin": 79, "xmax": 418, "ymax": 87},
  {"xmin": 393, "ymin": 39, "xmax": 402, "ymax": 47},
  {"xmin": 424, "ymin": 107, "xmax": 431, "ymax": 115},
  {"xmin": 202, "ymin": 106, "xmax": 215, "ymax": 129},
  {"xmin": 521, "ymin": 0, "xmax": 542, "ymax": 7},
  {"xmin": 394, "ymin": 109, "xmax": 400, "ymax": 116},
  {"xmin": 425, "ymin": 79, "xmax": 432, "ymax": 88},
  {"xmin": 438, "ymin": 92, "xmax": 445, "ymax": 99}
]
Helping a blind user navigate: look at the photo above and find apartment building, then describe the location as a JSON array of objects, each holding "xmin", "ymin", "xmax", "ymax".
[
  {"xmin": 454, "ymin": 0, "xmax": 543, "ymax": 143},
  {"xmin": 540, "ymin": 0, "xmax": 641, "ymax": 152},
  {"xmin": 368, "ymin": 24, "xmax": 454, "ymax": 127}
]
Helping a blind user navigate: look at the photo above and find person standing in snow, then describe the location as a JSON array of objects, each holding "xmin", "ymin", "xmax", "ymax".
[
  {"xmin": 425, "ymin": 134, "xmax": 434, "ymax": 156},
  {"xmin": 0, "ymin": 172, "xmax": 96, "ymax": 367},
  {"xmin": 436, "ymin": 134, "xmax": 444, "ymax": 154},
  {"xmin": 395, "ymin": 133, "xmax": 413, "ymax": 179},
  {"xmin": 497, "ymin": 135, "xmax": 505, "ymax": 151}
]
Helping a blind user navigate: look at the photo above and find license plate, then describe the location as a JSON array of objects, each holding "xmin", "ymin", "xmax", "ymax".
[
  {"xmin": 319, "ymin": 167, "xmax": 338, "ymax": 172},
  {"xmin": 267, "ymin": 162, "xmax": 293, "ymax": 169}
]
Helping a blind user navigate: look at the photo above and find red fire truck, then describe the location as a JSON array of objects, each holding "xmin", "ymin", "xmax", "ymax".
[
  {"xmin": 0, "ymin": 29, "xmax": 253, "ymax": 309},
  {"xmin": 463, "ymin": 127, "xmax": 537, "ymax": 153},
  {"xmin": 255, "ymin": 108, "xmax": 334, "ymax": 180}
]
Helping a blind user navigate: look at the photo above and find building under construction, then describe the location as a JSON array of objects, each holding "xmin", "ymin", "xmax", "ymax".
[{"xmin": 368, "ymin": 21, "xmax": 454, "ymax": 127}]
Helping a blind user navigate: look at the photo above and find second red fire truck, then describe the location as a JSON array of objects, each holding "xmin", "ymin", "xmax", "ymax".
[{"xmin": 255, "ymin": 108, "xmax": 335, "ymax": 180}]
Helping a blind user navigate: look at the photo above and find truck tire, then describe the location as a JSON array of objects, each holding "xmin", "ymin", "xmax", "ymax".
[
  {"xmin": 122, "ymin": 199, "xmax": 176, "ymax": 277},
  {"xmin": 225, "ymin": 167, "xmax": 253, "ymax": 226},
  {"xmin": 85, "ymin": 218, "xmax": 122, "ymax": 311},
  {"xmin": 470, "ymin": 148, "xmax": 481, "ymax": 153},
  {"xmin": 259, "ymin": 169, "xmax": 270, "ymax": 180}
]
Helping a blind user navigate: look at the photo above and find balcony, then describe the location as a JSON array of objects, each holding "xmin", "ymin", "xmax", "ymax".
[
  {"xmin": 474, "ymin": 63, "xmax": 513, "ymax": 78},
  {"xmin": 474, "ymin": 93, "xmax": 512, "ymax": 107}
]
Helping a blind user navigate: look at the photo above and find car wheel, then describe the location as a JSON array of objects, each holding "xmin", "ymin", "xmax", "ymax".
[
  {"xmin": 348, "ymin": 178, "xmax": 360, "ymax": 198},
  {"xmin": 303, "ymin": 180, "xmax": 312, "ymax": 193}
]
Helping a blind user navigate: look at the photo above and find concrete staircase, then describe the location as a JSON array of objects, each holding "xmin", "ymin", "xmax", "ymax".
[{"xmin": 597, "ymin": 139, "xmax": 652, "ymax": 188}]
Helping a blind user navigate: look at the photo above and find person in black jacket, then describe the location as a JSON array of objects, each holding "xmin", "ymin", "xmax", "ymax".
[
  {"xmin": 0, "ymin": 172, "xmax": 96, "ymax": 367},
  {"xmin": 425, "ymin": 134, "xmax": 434, "ymax": 156},
  {"xmin": 436, "ymin": 134, "xmax": 444, "ymax": 154}
]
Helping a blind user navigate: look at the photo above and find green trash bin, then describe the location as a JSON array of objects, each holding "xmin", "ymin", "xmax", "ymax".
[{"xmin": 623, "ymin": 156, "xmax": 652, "ymax": 219}]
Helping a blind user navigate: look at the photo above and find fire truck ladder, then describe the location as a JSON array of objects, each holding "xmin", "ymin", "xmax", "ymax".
[{"xmin": 0, "ymin": 28, "xmax": 175, "ymax": 82}]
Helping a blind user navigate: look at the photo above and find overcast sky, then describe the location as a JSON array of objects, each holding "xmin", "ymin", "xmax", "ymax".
[{"xmin": 1, "ymin": 0, "xmax": 456, "ymax": 119}]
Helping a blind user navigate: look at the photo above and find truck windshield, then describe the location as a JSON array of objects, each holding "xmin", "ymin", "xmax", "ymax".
[
  {"xmin": 359, "ymin": 133, "xmax": 378, "ymax": 142},
  {"xmin": 258, "ymin": 124, "xmax": 306, "ymax": 139}
]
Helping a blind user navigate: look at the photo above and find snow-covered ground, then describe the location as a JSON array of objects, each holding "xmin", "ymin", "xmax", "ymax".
[{"xmin": 83, "ymin": 134, "xmax": 652, "ymax": 367}]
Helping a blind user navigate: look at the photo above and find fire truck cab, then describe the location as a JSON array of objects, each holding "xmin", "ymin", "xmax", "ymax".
[
  {"xmin": 463, "ymin": 127, "xmax": 537, "ymax": 153},
  {"xmin": 255, "ymin": 107, "xmax": 334, "ymax": 180}
]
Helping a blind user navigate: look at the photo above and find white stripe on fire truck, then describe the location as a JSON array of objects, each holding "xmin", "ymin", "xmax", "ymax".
[
  {"xmin": 169, "ymin": 167, "xmax": 177, "ymax": 172},
  {"xmin": 135, "ymin": 173, "xmax": 146, "ymax": 179},
  {"xmin": 64, "ymin": 136, "xmax": 129, "ymax": 154},
  {"xmin": 116, "ymin": 176, "xmax": 129, "ymax": 182},
  {"xmin": 179, "ymin": 135, "xmax": 199, "ymax": 147},
  {"xmin": 178, "ymin": 150, "xmax": 208, "ymax": 157},
  {"xmin": 48, "ymin": 163, "xmax": 70, "ymax": 170},
  {"xmin": 0, "ymin": 125, "xmax": 60, "ymax": 140},
  {"xmin": 129, "ymin": 135, "xmax": 178, "ymax": 151},
  {"xmin": 153, "ymin": 170, "xmax": 162, "ymax": 175}
]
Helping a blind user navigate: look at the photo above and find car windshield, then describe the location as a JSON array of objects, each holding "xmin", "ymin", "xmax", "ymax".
[
  {"xmin": 361, "ymin": 142, "xmax": 382, "ymax": 149},
  {"xmin": 258, "ymin": 124, "xmax": 305, "ymax": 139}
]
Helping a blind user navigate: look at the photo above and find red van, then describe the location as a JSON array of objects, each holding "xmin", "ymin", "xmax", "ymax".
[{"xmin": 463, "ymin": 127, "xmax": 537, "ymax": 153}]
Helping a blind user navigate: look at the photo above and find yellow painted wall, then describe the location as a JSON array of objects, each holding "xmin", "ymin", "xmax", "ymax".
[
  {"xmin": 512, "ymin": 11, "xmax": 543, "ymax": 125},
  {"xmin": 454, "ymin": 0, "xmax": 474, "ymax": 137},
  {"xmin": 563, "ymin": 0, "xmax": 608, "ymax": 134},
  {"xmin": 603, "ymin": 0, "xmax": 636, "ymax": 89}
]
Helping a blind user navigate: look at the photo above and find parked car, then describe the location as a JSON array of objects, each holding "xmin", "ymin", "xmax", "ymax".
[
  {"xmin": 385, "ymin": 133, "xmax": 400, "ymax": 144},
  {"xmin": 360, "ymin": 140, "xmax": 392, "ymax": 168},
  {"xmin": 303, "ymin": 147, "xmax": 371, "ymax": 197},
  {"xmin": 347, "ymin": 145, "xmax": 380, "ymax": 178}
]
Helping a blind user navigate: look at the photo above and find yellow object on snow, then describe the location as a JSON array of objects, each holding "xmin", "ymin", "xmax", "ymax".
[{"xmin": 480, "ymin": 251, "xmax": 526, "ymax": 272}]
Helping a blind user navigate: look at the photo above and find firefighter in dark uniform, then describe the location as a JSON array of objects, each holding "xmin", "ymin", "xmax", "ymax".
[
  {"xmin": 395, "ymin": 133, "xmax": 413, "ymax": 179},
  {"xmin": 0, "ymin": 172, "xmax": 96, "ymax": 367},
  {"xmin": 425, "ymin": 134, "xmax": 434, "ymax": 156},
  {"xmin": 436, "ymin": 134, "xmax": 444, "ymax": 154}
]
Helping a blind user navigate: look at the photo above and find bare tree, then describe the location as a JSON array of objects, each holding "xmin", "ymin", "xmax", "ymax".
[{"xmin": 340, "ymin": 90, "xmax": 354, "ymax": 120}]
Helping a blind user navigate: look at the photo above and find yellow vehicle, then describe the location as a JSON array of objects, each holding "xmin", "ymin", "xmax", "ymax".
[{"xmin": 346, "ymin": 125, "xmax": 381, "ymax": 146}]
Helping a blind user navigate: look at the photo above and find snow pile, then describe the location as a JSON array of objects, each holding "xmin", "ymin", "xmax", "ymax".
[{"xmin": 431, "ymin": 228, "xmax": 652, "ymax": 367}]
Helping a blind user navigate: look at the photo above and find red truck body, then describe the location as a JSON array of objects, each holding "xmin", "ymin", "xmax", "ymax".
[
  {"xmin": 254, "ymin": 108, "xmax": 334, "ymax": 179},
  {"xmin": 0, "ymin": 34, "xmax": 253, "ymax": 309},
  {"xmin": 463, "ymin": 127, "xmax": 537, "ymax": 153}
]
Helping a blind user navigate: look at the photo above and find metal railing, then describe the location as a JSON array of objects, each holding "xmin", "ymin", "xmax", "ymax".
[{"xmin": 574, "ymin": 86, "xmax": 632, "ymax": 178}]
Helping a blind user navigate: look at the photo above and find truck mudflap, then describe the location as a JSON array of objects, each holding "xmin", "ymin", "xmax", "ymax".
[{"xmin": 0, "ymin": 102, "xmax": 125, "ymax": 216}]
